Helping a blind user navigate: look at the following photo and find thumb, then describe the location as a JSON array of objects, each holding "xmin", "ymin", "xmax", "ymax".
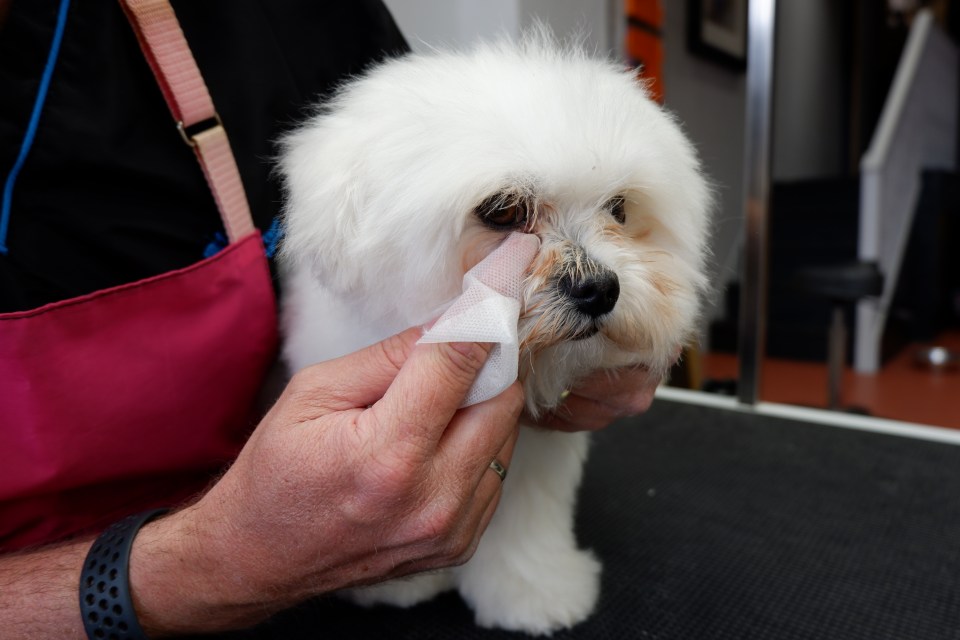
[
  {"xmin": 290, "ymin": 328, "xmax": 423, "ymax": 413},
  {"xmin": 364, "ymin": 340, "xmax": 492, "ymax": 451}
]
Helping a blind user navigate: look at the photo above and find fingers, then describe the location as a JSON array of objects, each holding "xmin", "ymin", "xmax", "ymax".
[
  {"xmin": 285, "ymin": 329, "xmax": 490, "ymax": 424},
  {"xmin": 534, "ymin": 393, "xmax": 616, "ymax": 432},
  {"xmin": 364, "ymin": 340, "xmax": 493, "ymax": 450},
  {"xmin": 429, "ymin": 390, "xmax": 522, "ymax": 564},
  {"xmin": 436, "ymin": 380, "xmax": 523, "ymax": 485},
  {"xmin": 474, "ymin": 412, "xmax": 520, "ymax": 498},
  {"xmin": 573, "ymin": 365, "xmax": 660, "ymax": 404},
  {"xmin": 530, "ymin": 365, "xmax": 659, "ymax": 432}
]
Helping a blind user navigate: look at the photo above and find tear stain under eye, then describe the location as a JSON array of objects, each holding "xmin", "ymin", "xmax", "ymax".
[
  {"xmin": 525, "ymin": 244, "xmax": 562, "ymax": 291},
  {"xmin": 602, "ymin": 217, "xmax": 653, "ymax": 242}
]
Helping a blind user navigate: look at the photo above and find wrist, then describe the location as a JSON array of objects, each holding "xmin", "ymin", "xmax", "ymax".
[
  {"xmin": 126, "ymin": 506, "xmax": 277, "ymax": 636},
  {"xmin": 79, "ymin": 509, "xmax": 169, "ymax": 639}
]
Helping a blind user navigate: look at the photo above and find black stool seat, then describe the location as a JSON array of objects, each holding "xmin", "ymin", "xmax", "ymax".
[
  {"xmin": 794, "ymin": 261, "xmax": 884, "ymax": 302},
  {"xmin": 793, "ymin": 261, "xmax": 884, "ymax": 410}
]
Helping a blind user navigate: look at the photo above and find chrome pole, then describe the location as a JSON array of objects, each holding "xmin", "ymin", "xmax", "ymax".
[{"xmin": 737, "ymin": 0, "xmax": 776, "ymax": 405}]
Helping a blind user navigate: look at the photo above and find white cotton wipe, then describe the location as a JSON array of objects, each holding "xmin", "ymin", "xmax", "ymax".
[{"xmin": 418, "ymin": 232, "xmax": 540, "ymax": 407}]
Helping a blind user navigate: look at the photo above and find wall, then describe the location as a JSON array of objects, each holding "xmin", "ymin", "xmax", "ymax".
[
  {"xmin": 517, "ymin": 0, "xmax": 613, "ymax": 54},
  {"xmin": 380, "ymin": 0, "xmax": 520, "ymax": 51},
  {"xmin": 661, "ymin": 1, "xmax": 747, "ymax": 312},
  {"xmin": 381, "ymin": 0, "xmax": 615, "ymax": 54},
  {"xmin": 772, "ymin": 1, "xmax": 846, "ymax": 181}
]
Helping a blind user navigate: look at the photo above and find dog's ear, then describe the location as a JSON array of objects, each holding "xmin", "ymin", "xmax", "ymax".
[{"xmin": 277, "ymin": 117, "xmax": 367, "ymax": 293}]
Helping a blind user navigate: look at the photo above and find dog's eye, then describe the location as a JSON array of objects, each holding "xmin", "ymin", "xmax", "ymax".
[
  {"xmin": 607, "ymin": 196, "xmax": 626, "ymax": 224},
  {"xmin": 476, "ymin": 196, "xmax": 530, "ymax": 230}
]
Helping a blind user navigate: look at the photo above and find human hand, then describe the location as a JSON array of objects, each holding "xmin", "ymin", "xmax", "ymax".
[
  {"xmin": 529, "ymin": 364, "xmax": 664, "ymax": 432},
  {"xmin": 129, "ymin": 328, "xmax": 524, "ymax": 635}
]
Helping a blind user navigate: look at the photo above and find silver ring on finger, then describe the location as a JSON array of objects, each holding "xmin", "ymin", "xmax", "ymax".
[{"xmin": 488, "ymin": 458, "xmax": 508, "ymax": 483}]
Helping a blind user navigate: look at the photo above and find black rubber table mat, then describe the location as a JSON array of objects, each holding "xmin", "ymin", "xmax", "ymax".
[{"xmin": 207, "ymin": 399, "xmax": 960, "ymax": 639}]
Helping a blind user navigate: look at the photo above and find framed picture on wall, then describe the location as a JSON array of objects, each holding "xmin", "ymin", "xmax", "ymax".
[{"xmin": 687, "ymin": 0, "xmax": 748, "ymax": 70}]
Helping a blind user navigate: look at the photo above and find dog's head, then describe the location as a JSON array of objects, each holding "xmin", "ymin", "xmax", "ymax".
[{"xmin": 280, "ymin": 34, "xmax": 712, "ymax": 408}]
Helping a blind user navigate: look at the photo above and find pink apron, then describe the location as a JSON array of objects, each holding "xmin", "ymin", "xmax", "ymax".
[{"xmin": 0, "ymin": 0, "xmax": 278, "ymax": 551}]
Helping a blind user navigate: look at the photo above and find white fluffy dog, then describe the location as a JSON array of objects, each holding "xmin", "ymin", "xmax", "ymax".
[{"xmin": 279, "ymin": 33, "xmax": 711, "ymax": 636}]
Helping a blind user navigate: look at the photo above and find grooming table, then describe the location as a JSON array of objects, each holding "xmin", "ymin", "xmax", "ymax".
[{"xmin": 204, "ymin": 398, "xmax": 960, "ymax": 639}]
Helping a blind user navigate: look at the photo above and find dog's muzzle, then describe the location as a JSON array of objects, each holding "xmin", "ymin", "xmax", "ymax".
[
  {"xmin": 532, "ymin": 243, "xmax": 621, "ymax": 343},
  {"xmin": 558, "ymin": 270, "xmax": 620, "ymax": 319},
  {"xmin": 557, "ymin": 262, "xmax": 619, "ymax": 341}
]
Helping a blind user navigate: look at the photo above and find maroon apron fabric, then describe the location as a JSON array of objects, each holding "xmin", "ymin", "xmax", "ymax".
[{"xmin": 0, "ymin": 232, "xmax": 277, "ymax": 551}]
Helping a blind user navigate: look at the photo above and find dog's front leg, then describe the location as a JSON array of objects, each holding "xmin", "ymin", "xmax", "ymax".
[{"xmin": 455, "ymin": 428, "xmax": 600, "ymax": 635}]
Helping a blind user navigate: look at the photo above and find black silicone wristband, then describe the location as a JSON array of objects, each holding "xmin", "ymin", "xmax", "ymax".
[{"xmin": 79, "ymin": 508, "xmax": 170, "ymax": 640}]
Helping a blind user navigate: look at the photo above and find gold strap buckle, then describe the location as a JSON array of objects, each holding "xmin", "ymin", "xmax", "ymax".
[{"xmin": 176, "ymin": 113, "xmax": 223, "ymax": 147}]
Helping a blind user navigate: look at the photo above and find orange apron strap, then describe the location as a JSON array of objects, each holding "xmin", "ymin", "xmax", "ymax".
[{"xmin": 118, "ymin": 0, "xmax": 255, "ymax": 243}]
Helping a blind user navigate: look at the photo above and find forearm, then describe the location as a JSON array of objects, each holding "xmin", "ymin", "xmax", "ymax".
[
  {"xmin": 0, "ymin": 538, "xmax": 90, "ymax": 639},
  {"xmin": 0, "ymin": 508, "xmax": 276, "ymax": 640}
]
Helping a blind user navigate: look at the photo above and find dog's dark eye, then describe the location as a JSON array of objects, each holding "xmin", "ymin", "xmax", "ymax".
[
  {"xmin": 607, "ymin": 196, "xmax": 626, "ymax": 224},
  {"xmin": 476, "ymin": 196, "xmax": 530, "ymax": 230}
]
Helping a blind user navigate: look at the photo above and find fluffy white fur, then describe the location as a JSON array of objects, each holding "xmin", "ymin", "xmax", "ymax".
[{"xmin": 279, "ymin": 33, "xmax": 711, "ymax": 636}]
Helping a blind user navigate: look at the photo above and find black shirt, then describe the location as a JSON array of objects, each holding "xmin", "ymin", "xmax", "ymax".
[{"xmin": 0, "ymin": 0, "xmax": 408, "ymax": 312}]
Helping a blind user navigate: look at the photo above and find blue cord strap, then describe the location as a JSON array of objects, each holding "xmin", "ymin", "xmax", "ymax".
[{"xmin": 1, "ymin": 0, "xmax": 72, "ymax": 255}]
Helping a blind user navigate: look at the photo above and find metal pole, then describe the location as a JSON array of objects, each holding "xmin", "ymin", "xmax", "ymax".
[
  {"xmin": 737, "ymin": 0, "xmax": 776, "ymax": 405},
  {"xmin": 827, "ymin": 305, "xmax": 845, "ymax": 410}
]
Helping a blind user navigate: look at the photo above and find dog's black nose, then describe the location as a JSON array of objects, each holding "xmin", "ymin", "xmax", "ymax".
[{"xmin": 559, "ymin": 271, "xmax": 620, "ymax": 318}]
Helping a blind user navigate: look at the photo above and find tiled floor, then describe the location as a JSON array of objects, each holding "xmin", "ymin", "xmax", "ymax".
[{"xmin": 698, "ymin": 330, "xmax": 960, "ymax": 430}]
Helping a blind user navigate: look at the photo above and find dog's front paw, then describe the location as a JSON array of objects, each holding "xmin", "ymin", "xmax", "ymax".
[
  {"xmin": 347, "ymin": 570, "xmax": 455, "ymax": 608},
  {"xmin": 461, "ymin": 548, "xmax": 602, "ymax": 636}
]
